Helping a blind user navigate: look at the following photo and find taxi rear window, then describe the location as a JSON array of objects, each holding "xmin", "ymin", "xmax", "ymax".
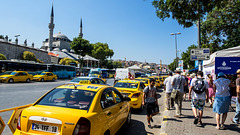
[
  {"xmin": 114, "ymin": 82, "xmax": 138, "ymax": 89},
  {"xmin": 36, "ymin": 88, "xmax": 96, "ymax": 110}
]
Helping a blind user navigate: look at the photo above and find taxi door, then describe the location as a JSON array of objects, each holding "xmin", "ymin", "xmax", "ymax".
[
  {"xmin": 14, "ymin": 72, "xmax": 22, "ymax": 82},
  {"xmin": 101, "ymin": 89, "xmax": 120, "ymax": 133},
  {"xmin": 112, "ymin": 89, "xmax": 129, "ymax": 127}
]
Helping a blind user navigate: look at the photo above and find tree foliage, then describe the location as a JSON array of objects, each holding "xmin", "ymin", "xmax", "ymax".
[
  {"xmin": 91, "ymin": 42, "xmax": 114, "ymax": 67},
  {"xmin": 0, "ymin": 35, "xmax": 4, "ymax": 39},
  {"xmin": 168, "ymin": 58, "xmax": 178, "ymax": 72},
  {"xmin": 0, "ymin": 53, "xmax": 7, "ymax": 60},
  {"xmin": 201, "ymin": 0, "xmax": 240, "ymax": 53},
  {"xmin": 70, "ymin": 37, "xmax": 93, "ymax": 57},
  {"xmin": 105, "ymin": 60, "xmax": 123, "ymax": 69},
  {"xmin": 152, "ymin": 0, "xmax": 227, "ymax": 28},
  {"xmin": 181, "ymin": 44, "xmax": 197, "ymax": 70},
  {"xmin": 22, "ymin": 51, "xmax": 43, "ymax": 63},
  {"xmin": 59, "ymin": 58, "xmax": 79, "ymax": 66}
]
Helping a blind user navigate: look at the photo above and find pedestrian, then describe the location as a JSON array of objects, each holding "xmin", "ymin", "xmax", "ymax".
[
  {"xmin": 188, "ymin": 71, "xmax": 209, "ymax": 126},
  {"xmin": 142, "ymin": 78, "xmax": 159, "ymax": 128},
  {"xmin": 231, "ymin": 69, "xmax": 240, "ymax": 124},
  {"xmin": 171, "ymin": 68, "xmax": 187, "ymax": 117},
  {"xmin": 207, "ymin": 74, "xmax": 215, "ymax": 108},
  {"xmin": 164, "ymin": 72, "xmax": 174, "ymax": 110},
  {"xmin": 213, "ymin": 72, "xmax": 234, "ymax": 130}
]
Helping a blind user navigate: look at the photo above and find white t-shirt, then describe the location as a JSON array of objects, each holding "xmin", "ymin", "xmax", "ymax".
[
  {"xmin": 213, "ymin": 78, "xmax": 231, "ymax": 97},
  {"xmin": 164, "ymin": 76, "xmax": 173, "ymax": 93},
  {"xmin": 190, "ymin": 78, "xmax": 209, "ymax": 99}
]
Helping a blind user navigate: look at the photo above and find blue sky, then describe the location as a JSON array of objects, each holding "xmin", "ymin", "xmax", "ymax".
[{"xmin": 0, "ymin": 0, "xmax": 198, "ymax": 65}]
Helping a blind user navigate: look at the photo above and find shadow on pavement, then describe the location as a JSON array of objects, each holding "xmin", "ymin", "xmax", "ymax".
[
  {"xmin": 116, "ymin": 119, "xmax": 151, "ymax": 135},
  {"xmin": 166, "ymin": 118, "xmax": 183, "ymax": 122}
]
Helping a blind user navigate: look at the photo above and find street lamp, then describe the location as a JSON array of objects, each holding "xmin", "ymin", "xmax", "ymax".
[{"xmin": 170, "ymin": 32, "xmax": 181, "ymax": 69}]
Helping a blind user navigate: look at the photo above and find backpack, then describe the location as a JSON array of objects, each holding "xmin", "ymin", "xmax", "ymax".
[{"xmin": 192, "ymin": 78, "xmax": 205, "ymax": 94}]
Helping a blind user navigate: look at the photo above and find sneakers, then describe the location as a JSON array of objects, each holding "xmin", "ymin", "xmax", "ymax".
[
  {"xmin": 148, "ymin": 125, "xmax": 152, "ymax": 129},
  {"xmin": 194, "ymin": 117, "xmax": 198, "ymax": 124},
  {"xmin": 197, "ymin": 121, "xmax": 203, "ymax": 127}
]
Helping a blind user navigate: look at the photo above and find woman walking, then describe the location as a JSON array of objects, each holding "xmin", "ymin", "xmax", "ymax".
[
  {"xmin": 213, "ymin": 72, "xmax": 233, "ymax": 129},
  {"xmin": 207, "ymin": 74, "xmax": 215, "ymax": 107}
]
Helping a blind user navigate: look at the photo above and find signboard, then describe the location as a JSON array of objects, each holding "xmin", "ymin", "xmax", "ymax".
[
  {"xmin": 178, "ymin": 60, "xmax": 183, "ymax": 72},
  {"xmin": 0, "ymin": 116, "xmax": 5, "ymax": 135},
  {"xmin": 190, "ymin": 48, "xmax": 210, "ymax": 61},
  {"xmin": 215, "ymin": 57, "xmax": 240, "ymax": 74}
]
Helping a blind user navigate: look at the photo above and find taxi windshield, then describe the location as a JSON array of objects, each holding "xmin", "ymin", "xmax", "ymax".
[
  {"xmin": 10, "ymin": 72, "xmax": 17, "ymax": 75},
  {"xmin": 114, "ymin": 82, "xmax": 138, "ymax": 89},
  {"xmin": 89, "ymin": 74, "xmax": 98, "ymax": 77},
  {"xmin": 40, "ymin": 73, "xmax": 46, "ymax": 75},
  {"xmin": 36, "ymin": 88, "xmax": 96, "ymax": 110}
]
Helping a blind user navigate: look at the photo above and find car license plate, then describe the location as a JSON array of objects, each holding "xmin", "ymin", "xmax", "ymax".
[{"xmin": 32, "ymin": 123, "xmax": 58, "ymax": 133}]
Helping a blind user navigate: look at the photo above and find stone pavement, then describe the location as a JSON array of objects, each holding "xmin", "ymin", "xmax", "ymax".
[{"xmin": 160, "ymin": 93, "xmax": 240, "ymax": 135}]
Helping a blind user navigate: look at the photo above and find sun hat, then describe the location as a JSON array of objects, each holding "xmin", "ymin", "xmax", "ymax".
[
  {"xmin": 236, "ymin": 69, "xmax": 240, "ymax": 74},
  {"xmin": 175, "ymin": 68, "xmax": 182, "ymax": 73},
  {"xmin": 217, "ymin": 72, "xmax": 225, "ymax": 77}
]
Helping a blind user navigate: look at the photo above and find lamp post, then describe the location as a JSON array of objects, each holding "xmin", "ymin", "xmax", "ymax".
[{"xmin": 170, "ymin": 32, "xmax": 181, "ymax": 69}]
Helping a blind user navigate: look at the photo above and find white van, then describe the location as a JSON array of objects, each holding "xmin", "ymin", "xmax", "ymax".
[{"xmin": 114, "ymin": 68, "xmax": 135, "ymax": 81}]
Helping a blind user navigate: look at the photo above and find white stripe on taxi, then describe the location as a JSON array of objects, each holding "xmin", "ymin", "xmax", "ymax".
[{"xmin": 29, "ymin": 116, "xmax": 62, "ymax": 124}]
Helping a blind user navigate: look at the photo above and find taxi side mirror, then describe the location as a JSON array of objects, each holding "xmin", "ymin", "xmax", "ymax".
[{"xmin": 123, "ymin": 96, "xmax": 131, "ymax": 101}]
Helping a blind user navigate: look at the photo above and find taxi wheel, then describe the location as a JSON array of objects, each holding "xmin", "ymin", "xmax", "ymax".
[
  {"xmin": 26, "ymin": 78, "xmax": 30, "ymax": 83},
  {"xmin": 41, "ymin": 78, "xmax": 44, "ymax": 82},
  {"xmin": 8, "ymin": 78, "xmax": 14, "ymax": 83},
  {"xmin": 52, "ymin": 78, "xmax": 55, "ymax": 81},
  {"xmin": 124, "ymin": 110, "xmax": 131, "ymax": 126}
]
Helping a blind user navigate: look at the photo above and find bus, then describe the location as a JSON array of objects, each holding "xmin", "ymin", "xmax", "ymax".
[{"xmin": 0, "ymin": 60, "xmax": 76, "ymax": 79}]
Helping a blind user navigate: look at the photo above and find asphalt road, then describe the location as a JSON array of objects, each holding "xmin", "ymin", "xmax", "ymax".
[{"xmin": 0, "ymin": 79, "xmax": 164, "ymax": 135}]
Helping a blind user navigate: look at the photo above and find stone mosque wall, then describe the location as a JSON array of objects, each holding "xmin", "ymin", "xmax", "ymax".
[{"xmin": 0, "ymin": 40, "xmax": 51, "ymax": 63}]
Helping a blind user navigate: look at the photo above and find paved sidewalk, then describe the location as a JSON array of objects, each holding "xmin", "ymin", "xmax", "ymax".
[{"xmin": 160, "ymin": 94, "xmax": 240, "ymax": 135}]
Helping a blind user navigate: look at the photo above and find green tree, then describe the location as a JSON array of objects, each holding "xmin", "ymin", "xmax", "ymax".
[
  {"xmin": 91, "ymin": 42, "xmax": 114, "ymax": 67},
  {"xmin": 0, "ymin": 35, "xmax": 4, "ymax": 39},
  {"xmin": 70, "ymin": 37, "xmax": 93, "ymax": 67},
  {"xmin": 0, "ymin": 53, "xmax": 7, "ymax": 60},
  {"xmin": 22, "ymin": 51, "xmax": 44, "ymax": 63},
  {"xmin": 59, "ymin": 58, "xmax": 79, "ymax": 66},
  {"xmin": 168, "ymin": 58, "xmax": 178, "ymax": 72},
  {"xmin": 152, "ymin": 0, "xmax": 227, "ymax": 28},
  {"xmin": 201, "ymin": 1, "xmax": 240, "ymax": 53},
  {"xmin": 113, "ymin": 61, "xmax": 123, "ymax": 68},
  {"xmin": 181, "ymin": 44, "xmax": 197, "ymax": 70}
]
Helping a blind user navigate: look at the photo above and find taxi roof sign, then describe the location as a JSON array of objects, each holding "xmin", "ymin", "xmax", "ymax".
[{"xmin": 190, "ymin": 48, "xmax": 210, "ymax": 61}]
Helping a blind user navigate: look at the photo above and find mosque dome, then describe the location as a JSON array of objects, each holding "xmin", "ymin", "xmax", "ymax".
[{"xmin": 53, "ymin": 32, "xmax": 71, "ymax": 42}]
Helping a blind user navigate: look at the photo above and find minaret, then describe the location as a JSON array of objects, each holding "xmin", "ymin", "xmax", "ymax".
[
  {"xmin": 79, "ymin": 18, "xmax": 83, "ymax": 38},
  {"xmin": 48, "ymin": 5, "xmax": 55, "ymax": 51}
]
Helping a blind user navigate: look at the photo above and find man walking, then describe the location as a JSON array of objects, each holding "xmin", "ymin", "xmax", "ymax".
[
  {"xmin": 164, "ymin": 72, "xmax": 174, "ymax": 110},
  {"xmin": 232, "ymin": 69, "xmax": 240, "ymax": 124},
  {"xmin": 189, "ymin": 71, "xmax": 209, "ymax": 126},
  {"xmin": 171, "ymin": 68, "xmax": 186, "ymax": 117},
  {"xmin": 142, "ymin": 78, "xmax": 159, "ymax": 128}
]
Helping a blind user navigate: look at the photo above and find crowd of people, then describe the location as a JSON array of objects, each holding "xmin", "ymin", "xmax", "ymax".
[{"xmin": 161, "ymin": 68, "xmax": 240, "ymax": 130}]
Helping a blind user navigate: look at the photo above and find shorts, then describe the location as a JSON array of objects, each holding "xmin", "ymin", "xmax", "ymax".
[
  {"xmin": 146, "ymin": 103, "xmax": 159, "ymax": 116},
  {"xmin": 191, "ymin": 99, "xmax": 205, "ymax": 110}
]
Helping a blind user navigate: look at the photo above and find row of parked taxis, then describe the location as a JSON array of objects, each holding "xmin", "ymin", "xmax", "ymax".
[
  {"xmin": 0, "ymin": 71, "xmax": 57, "ymax": 83},
  {"xmin": 13, "ymin": 75, "xmax": 167, "ymax": 135}
]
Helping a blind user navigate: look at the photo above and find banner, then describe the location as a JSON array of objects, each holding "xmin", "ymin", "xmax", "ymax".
[
  {"xmin": 178, "ymin": 60, "xmax": 183, "ymax": 72},
  {"xmin": 215, "ymin": 57, "xmax": 240, "ymax": 74}
]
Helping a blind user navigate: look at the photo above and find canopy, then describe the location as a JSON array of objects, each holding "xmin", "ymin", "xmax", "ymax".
[
  {"xmin": 203, "ymin": 46, "xmax": 240, "ymax": 67},
  {"xmin": 128, "ymin": 65, "xmax": 141, "ymax": 70}
]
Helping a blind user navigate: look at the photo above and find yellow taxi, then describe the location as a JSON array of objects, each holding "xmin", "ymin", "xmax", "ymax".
[
  {"xmin": 114, "ymin": 80, "xmax": 145, "ymax": 110},
  {"xmin": 135, "ymin": 77, "xmax": 150, "ymax": 87},
  {"xmin": 160, "ymin": 75, "xmax": 168, "ymax": 84},
  {"xmin": 0, "ymin": 71, "xmax": 33, "ymax": 83},
  {"xmin": 13, "ymin": 84, "xmax": 131, "ymax": 135},
  {"xmin": 88, "ymin": 74, "xmax": 106, "ymax": 82},
  {"xmin": 33, "ymin": 72, "xmax": 57, "ymax": 82},
  {"xmin": 149, "ymin": 76, "xmax": 162, "ymax": 88},
  {"xmin": 67, "ymin": 77, "xmax": 106, "ymax": 85}
]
